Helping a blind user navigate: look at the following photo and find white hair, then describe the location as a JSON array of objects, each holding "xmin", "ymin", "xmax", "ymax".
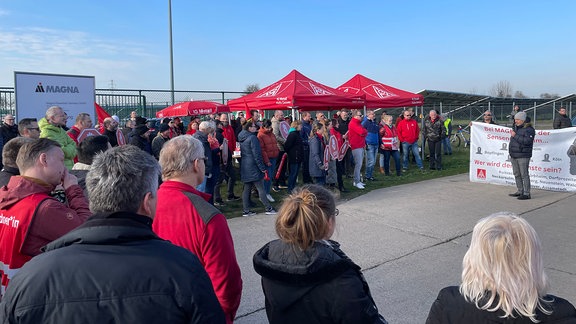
[{"xmin": 460, "ymin": 212, "xmax": 552, "ymax": 322}]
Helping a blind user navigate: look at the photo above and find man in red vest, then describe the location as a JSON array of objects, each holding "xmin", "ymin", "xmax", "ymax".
[{"xmin": 0, "ymin": 138, "xmax": 90, "ymax": 299}]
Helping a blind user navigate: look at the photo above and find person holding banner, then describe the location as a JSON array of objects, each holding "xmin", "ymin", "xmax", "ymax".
[
  {"xmin": 509, "ymin": 111, "xmax": 535, "ymax": 200},
  {"xmin": 330, "ymin": 118, "xmax": 348, "ymax": 193}
]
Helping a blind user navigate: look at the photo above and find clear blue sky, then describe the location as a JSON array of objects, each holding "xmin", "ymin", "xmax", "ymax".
[{"xmin": 1, "ymin": 0, "xmax": 574, "ymax": 98}]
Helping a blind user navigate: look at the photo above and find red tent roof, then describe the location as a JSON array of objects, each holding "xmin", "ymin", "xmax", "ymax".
[
  {"xmin": 337, "ymin": 74, "xmax": 423, "ymax": 108},
  {"xmin": 156, "ymin": 101, "xmax": 230, "ymax": 118},
  {"xmin": 228, "ymin": 70, "xmax": 364, "ymax": 111}
]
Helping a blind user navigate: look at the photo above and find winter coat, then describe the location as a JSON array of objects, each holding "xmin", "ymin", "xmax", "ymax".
[
  {"xmin": 348, "ymin": 118, "xmax": 368, "ymax": 150},
  {"xmin": 0, "ymin": 211, "xmax": 226, "ymax": 324},
  {"xmin": 258, "ymin": 127, "xmax": 280, "ymax": 165},
  {"xmin": 362, "ymin": 118, "xmax": 380, "ymax": 145},
  {"xmin": 253, "ymin": 239, "xmax": 387, "ymax": 324},
  {"xmin": 102, "ymin": 128, "xmax": 119, "ymax": 147},
  {"xmin": 509, "ymin": 122, "xmax": 535, "ymax": 159},
  {"xmin": 271, "ymin": 117, "xmax": 286, "ymax": 151},
  {"xmin": 423, "ymin": 116, "xmax": 444, "ymax": 142},
  {"xmin": 335, "ymin": 116, "xmax": 349, "ymax": 135},
  {"xmin": 553, "ymin": 114, "xmax": 572, "ymax": 129},
  {"xmin": 308, "ymin": 133, "xmax": 326, "ymax": 178},
  {"xmin": 397, "ymin": 118, "xmax": 420, "ymax": 144},
  {"xmin": 284, "ymin": 129, "xmax": 304, "ymax": 164},
  {"xmin": 237, "ymin": 129, "xmax": 265, "ymax": 183},
  {"xmin": 301, "ymin": 120, "xmax": 312, "ymax": 146},
  {"xmin": 426, "ymin": 286, "xmax": 576, "ymax": 324},
  {"xmin": 153, "ymin": 181, "xmax": 242, "ymax": 323},
  {"xmin": 151, "ymin": 133, "xmax": 168, "ymax": 160},
  {"xmin": 38, "ymin": 118, "xmax": 77, "ymax": 170},
  {"xmin": 193, "ymin": 131, "xmax": 213, "ymax": 177}
]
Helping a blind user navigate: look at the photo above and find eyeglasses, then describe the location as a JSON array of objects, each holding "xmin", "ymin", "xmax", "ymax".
[{"xmin": 27, "ymin": 127, "xmax": 40, "ymax": 131}]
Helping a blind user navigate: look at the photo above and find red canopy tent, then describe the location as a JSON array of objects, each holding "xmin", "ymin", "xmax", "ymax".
[
  {"xmin": 227, "ymin": 70, "xmax": 364, "ymax": 112},
  {"xmin": 337, "ymin": 74, "xmax": 423, "ymax": 108},
  {"xmin": 156, "ymin": 101, "xmax": 230, "ymax": 118}
]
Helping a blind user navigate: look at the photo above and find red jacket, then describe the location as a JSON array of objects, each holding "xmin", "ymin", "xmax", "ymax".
[
  {"xmin": 348, "ymin": 117, "xmax": 368, "ymax": 150},
  {"xmin": 397, "ymin": 118, "xmax": 420, "ymax": 144},
  {"xmin": 153, "ymin": 180, "xmax": 242, "ymax": 324},
  {"xmin": 0, "ymin": 176, "xmax": 90, "ymax": 297},
  {"xmin": 257, "ymin": 127, "xmax": 280, "ymax": 165}
]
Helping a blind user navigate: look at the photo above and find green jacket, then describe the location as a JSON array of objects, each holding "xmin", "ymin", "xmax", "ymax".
[{"xmin": 39, "ymin": 118, "xmax": 77, "ymax": 170}]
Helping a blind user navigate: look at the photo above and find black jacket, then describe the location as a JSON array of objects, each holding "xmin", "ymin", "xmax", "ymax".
[
  {"xmin": 0, "ymin": 124, "xmax": 18, "ymax": 145},
  {"xmin": 426, "ymin": 286, "xmax": 576, "ymax": 324},
  {"xmin": 423, "ymin": 117, "xmax": 445, "ymax": 142},
  {"xmin": 553, "ymin": 114, "xmax": 572, "ymax": 129},
  {"xmin": 0, "ymin": 211, "xmax": 225, "ymax": 324},
  {"xmin": 284, "ymin": 130, "xmax": 304, "ymax": 164},
  {"xmin": 509, "ymin": 122, "xmax": 535, "ymax": 159},
  {"xmin": 193, "ymin": 131, "xmax": 213, "ymax": 177},
  {"xmin": 253, "ymin": 239, "xmax": 387, "ymax": 324}
]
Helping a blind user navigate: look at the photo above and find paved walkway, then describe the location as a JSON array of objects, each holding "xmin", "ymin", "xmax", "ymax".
[{"xmin": 228, "ymin": 174, "xmax": 576, "ymax": 324}]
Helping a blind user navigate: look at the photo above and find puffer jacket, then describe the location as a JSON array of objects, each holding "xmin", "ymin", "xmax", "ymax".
[
  {"xmin": 238, "ymin": 129, "xmax": 265, "ymax": 183},
  {"xmin": 426, "ymin": 286, "xmax": 576, "ymax": 324},
  {"xmin": 509, "ymin": 122, "xmax": 535, "ymax": 159},
  {"xmin": 423, "ymin": 116, "xmax": 444, "ymax": 142},
  {"xmin": 38, "ymin": 118, "xmax": 77, "ymax": 170},
  {"xmin": 253, "ymin": 239, "xmax": 387, "ymax": 324},
  {"xmin": 0, "ymin": 212, "xmax": 225, "ymax": 323},
  {"xmin": 257, "ymin": 127, "xmax": 280, "ymax": 165}
]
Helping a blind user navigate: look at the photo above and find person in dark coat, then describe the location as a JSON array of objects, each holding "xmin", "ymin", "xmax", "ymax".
[
  {"xmin": 553, "ymin": 107, "xmax": 572, "ymax": 129},
  {"xmin": 426, "ymin": 213, "xmax": 576, "ymax": 324},
  {"xmin": 0, "ymin": 145, "xmax": 225, "ymax": 324},
  {"xmin": 237, "ymin": 121, "xmax": 276, "ymax": 217},
  {"xmin": 253, "ymin": 184, "xmax": 388, "ymax": 324},
  {"xmin": 128, "ymin": 124, "xmax": 152, "ymax": 155},
  {"xmin": 508, "ymin": 111, "xmax": 535, "ymax": 200},
  {"xmin": 423, "ymin": 109, "xmax": 445, "ymax": 171},
  {"xmin": 283, "ymin": 120, "xmax": 304, "ymax": 193},
  {"xmin": 308, "ymin": 121, "xmax": 327, "ymax": 185}
]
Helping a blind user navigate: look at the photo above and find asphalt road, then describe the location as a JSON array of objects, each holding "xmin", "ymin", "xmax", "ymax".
[{"xmin": 228, "ymin": 173, "xmax": 576, "ymax": 324}]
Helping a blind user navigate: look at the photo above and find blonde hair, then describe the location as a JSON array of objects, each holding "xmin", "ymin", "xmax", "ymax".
[
  {"xmin": 290, "ymin": 120, "xmax": 301, "ymax": 128},
  {"xmin": 460, "ymin": 212, "xmax": 551, "ymax": 322},
  {"xmin": 275, "ymin": 184, "xmax": 336, "ymax": 250}
]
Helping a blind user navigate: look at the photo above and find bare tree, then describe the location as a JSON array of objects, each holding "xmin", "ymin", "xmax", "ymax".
[
  {"xmin": 514, "ymin": 90, "xmax": 528, "ymax": 99},
  {"xmin": 245, "ymin": 84, "xmax": 260, "ymax": 94},
  {"xmin": 490, "ymin": 80, "xmax": 513, "ymax": 98},
  {"xmin": 540, "ymin": 93, "xmax": 560, "ymax": 99}
]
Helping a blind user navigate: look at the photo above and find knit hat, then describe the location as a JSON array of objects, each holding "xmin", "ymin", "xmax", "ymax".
[{"xmin": 515, "ymin": 111, "xmax": 527, "ymax": 121}]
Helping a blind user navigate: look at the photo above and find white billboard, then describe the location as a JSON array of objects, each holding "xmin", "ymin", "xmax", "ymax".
[{"xmin": 14, "ymin": 72, "xmax": 95, "ymax": 124}]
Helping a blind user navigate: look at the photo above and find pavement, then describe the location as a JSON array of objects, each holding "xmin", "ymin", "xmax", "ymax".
[{"xmin": 227, "ymin": 173, "xmax": 576, "ymax": 324}]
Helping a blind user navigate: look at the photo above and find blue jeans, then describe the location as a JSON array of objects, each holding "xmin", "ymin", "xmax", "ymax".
[
  {"xmin": 442, "ymin": 137, "xmax": 452, "ymax": 154},
  {"xmin": 264, "ymin": 157, "xmax": 276, "ymax": 195},
  {"xmin": 401, "ymin": 141, "xmax": 423, "ymax": 169},
  {"xmin": 383, "ymin": 150, "xmax": 401, "ymax": 175},
  {"xmin": 365, "ymin": 144, "xmax": 378, "ymax": 178},
  {"xmin": 288, "ymin": 162, "xmax": 300, "ymax": 192}
]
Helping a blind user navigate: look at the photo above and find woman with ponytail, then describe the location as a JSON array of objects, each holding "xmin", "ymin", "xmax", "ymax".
[{"xmin": 253, "ymin": 184, "xmax": 388, "ymax": 324}]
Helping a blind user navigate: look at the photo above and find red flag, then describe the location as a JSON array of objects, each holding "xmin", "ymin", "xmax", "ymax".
[{"xmin": 95, "ymin": 102, "xmax": 111, "ymax": 126}]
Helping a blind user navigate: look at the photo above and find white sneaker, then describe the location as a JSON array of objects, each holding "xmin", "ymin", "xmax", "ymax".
[
  {"xmin": 354, "ymin": 182, "xmax": 365, "ymax": 189},
  {"xmin": 266, "ymin": 194, "xmax": 275, "ymax": 202}
]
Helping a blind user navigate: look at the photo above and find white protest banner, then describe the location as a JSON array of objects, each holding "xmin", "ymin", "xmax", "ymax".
[{"xmin": 469, "ymin": 122, "xmax": 576, "ymax": 192}]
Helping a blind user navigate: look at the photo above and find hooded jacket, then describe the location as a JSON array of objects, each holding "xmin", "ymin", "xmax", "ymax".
[
  {"xmin": 38, "ymin": 118, "xmax": 77, "ymax": 170},
  {"xmin": 253, "ymin": 239, "xmax": 387, "ymax": 324},
  {"xmin": 0, "ymin": 211, "xmax": 225, "ymax": 323},
  {"xmin": 237, "ymin": 129, "xmax": 266, "ymax": 183}
]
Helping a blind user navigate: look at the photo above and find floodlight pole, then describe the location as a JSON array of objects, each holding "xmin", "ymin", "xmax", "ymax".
[{"xmin": 168, "ymin": 0, "xmax": 175, "ymax": 105}]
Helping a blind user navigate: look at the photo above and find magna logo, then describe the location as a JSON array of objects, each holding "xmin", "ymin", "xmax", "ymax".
[
  {"xmin": 476, "ymin": 168, "xmax": 487, "ymax": 180},
  {"xmin": 35, "ymin": 82, "xmax": 79, "ymax": 93}
]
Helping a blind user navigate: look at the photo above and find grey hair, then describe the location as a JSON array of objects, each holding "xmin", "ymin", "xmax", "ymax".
[
  {"xmin": 86, "ymin": 145, "xmax": 160, "ymax": 214},
  {"xmin": 45, "ymin": 105, "xmax": 63, "ymax": 119},
  {"xmin": 159, "ymin": 135, "xmax": 204, "ymax": 180},
  {"xmin": 198, "ymin": 120, "xmax": 215, "ymax": 133}
]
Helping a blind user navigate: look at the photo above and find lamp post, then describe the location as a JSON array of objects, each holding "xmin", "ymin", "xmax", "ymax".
[{"xmin": 168, "ymin": 0, "xmax": 175, "ymax": 105}]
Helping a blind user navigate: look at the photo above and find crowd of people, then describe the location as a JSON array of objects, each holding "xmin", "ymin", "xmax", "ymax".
[{"xmin": 0, "ymin": 105, "xmax": 575, "ymax": 323}]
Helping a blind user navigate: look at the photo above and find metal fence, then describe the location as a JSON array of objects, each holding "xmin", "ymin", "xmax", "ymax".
[{"xmin": 1, "ymin": 86, "xmax": 574, "ymax": 129}]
